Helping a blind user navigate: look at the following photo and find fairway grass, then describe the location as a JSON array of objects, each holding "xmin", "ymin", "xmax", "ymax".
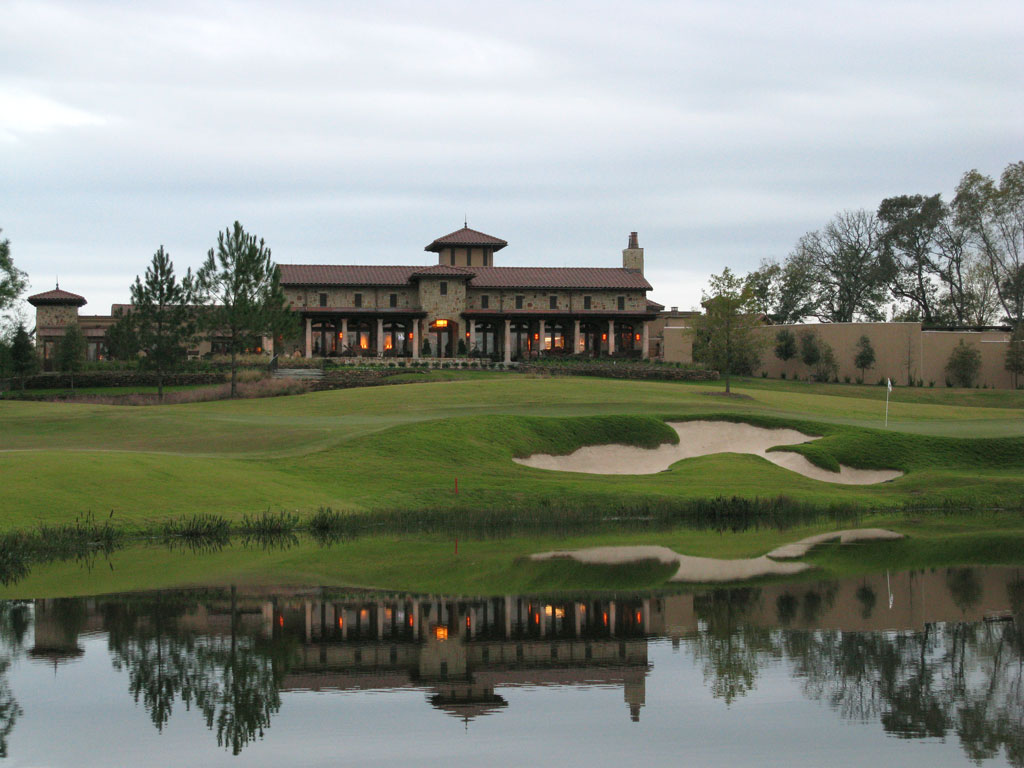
[{"xmin": 2, "ymin": 374, "xmax": 1024, "ymax": 532}]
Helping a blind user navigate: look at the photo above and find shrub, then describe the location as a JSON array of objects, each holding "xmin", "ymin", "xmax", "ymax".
[
  {"xmin": 799, "ymin": 331, "xmax": 820, "ymax": 368},
  {"xmin": 945, "ymin": 340, "xmax": 982, "ymax": 388},
  {"xmin": 854, "ymin": 335, "xmax": 875, "ymax": 381},
  {"xmin": 774, "ymin": 329, "xmax": 797, "ymax": 362},
  {"xmin": 811, "ymin": 341, "xmax": 838, "ymax": 382}
]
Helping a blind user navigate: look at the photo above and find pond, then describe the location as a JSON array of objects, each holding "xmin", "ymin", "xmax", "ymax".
[{"xmin": 1, "ymin": 566, "xmax": 1022, "ymax": 766}]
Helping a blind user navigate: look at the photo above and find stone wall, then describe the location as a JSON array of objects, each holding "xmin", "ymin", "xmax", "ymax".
[
  {"xmin": 464, "ymin": 289, "xmax": 647, "ymax": 313},
  {"xmin": 662, "ymin": 321, "xmax": 1018, "ymax": 388},
  {"xmin": 35, "ymin": 304, "xmax": 79, "ymax": 328},
  {"xmin": 289, "ymin": 287, "xmax": 416, "ymax": 309}
]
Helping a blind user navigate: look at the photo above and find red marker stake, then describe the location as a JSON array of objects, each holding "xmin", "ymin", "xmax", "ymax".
[{"xmin": 455, "ymin": 477, "xmax": 458, "ymax": 494}]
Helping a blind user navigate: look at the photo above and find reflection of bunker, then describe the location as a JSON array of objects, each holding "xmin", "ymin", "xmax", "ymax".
[{"xmin": 514, "ymin": 421, "xmax": 903, "ymax": 485}]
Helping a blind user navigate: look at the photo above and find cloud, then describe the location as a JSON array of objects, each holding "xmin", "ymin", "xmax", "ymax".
[{"xmin": 2, "ymin": 0, "xmax": 1022, "ymax": 314}]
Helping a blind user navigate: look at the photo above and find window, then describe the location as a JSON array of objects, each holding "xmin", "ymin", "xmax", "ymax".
[
  {"xmin": 549, "ymin": 295, "xmax": 557, "ymax": 310},
  {"xmin": 465, "ymin": 248, "xmax": 471, "ymax": 266},
  {"xmin": 617, "ymin": 296, "xmax": 625, "ymax": 311},
  {"xmin": 515, "ymin": 295, "xmax": 524, "ymax": 309},
  {"xmin": 389, "ymin": 293, "xmax": 397, "ymax": 308},
  {"xmin": 440, "ymin": 281, "xmax": 448, "ymax": 296},
  {"xmin": 319, "ymin": 293, "xmax": 327, "ymax": 307},
  {"xmin": 449, "ymin": 251, "xmax": 455, "ymax": 266},
  {"xmin": 354, "ymin": 293, "xmax": 362, "ymax": 308},
  {"xmin": 584, "ymin": 295, "xmax": 592, "ymax": 310},
  {"xmin": 481, "ymin": 295, "xmax": 489, "ymax": 309}
]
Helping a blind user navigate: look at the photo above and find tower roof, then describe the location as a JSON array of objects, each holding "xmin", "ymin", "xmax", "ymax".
[
  {"xmin": 27, "ymin": 288, "xmax": 87, "ymax": 307},
  {"xmin": 425, "ymin": 226, "xmax": 507, "ymax": 253}
]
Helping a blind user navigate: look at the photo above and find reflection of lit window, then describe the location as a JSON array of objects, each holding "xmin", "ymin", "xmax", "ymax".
[
  {"xmin": 360, "ymin": 337, "xmax": 368, "ymax": 349},
  {"xmin": 434, "ymin": 625, "xmax": 449, "ymax": 640},
  {"xmin": 385, "ymin": 337, "xmax": 393, "ymax": 350},
  {"xmin": 544, "ymin": 605, "xmax": 553, "ymax": 616},
  {"xmin": 338, "ymin": 617, "xmax": 344, "ymax": 628},
  {"xmin": 554, "ymin": 608, "xmax": 565, "ymax": 619}
]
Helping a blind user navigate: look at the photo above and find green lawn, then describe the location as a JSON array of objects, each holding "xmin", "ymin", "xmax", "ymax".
[{"xmin": 2, "ymin": 373, "xmax": 1023, "ymax": 532}]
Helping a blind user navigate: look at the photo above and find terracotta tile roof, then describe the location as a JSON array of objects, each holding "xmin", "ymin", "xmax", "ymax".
[
  {"xmin": 410, "ymin": 265, "xmax": 475, "ymax": 278},
  {"xmin": 425, "ymin": 226, "xmax": 507, "ymax": 252},
  {"xmin": 27, "ymin": 288, "xmax": 87, "ymax": 306},
  {"xmin": 646, "ymin": 298, "xmax": 665, "ymax": 311},
  {"xmin": 278, "ymin": 265, "xmax": 418, "ymax": 286},
  {"xmin": 279, "ymin": 264, "xmax": 651, "ymax": 291},
  {"xmin": 468, "ymin": 267, "xmax": 652, "ymax": 290}
]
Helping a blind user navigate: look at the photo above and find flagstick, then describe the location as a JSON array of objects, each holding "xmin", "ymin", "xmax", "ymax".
[{"xmin": 885, "ymin": 387, "xmax": 889, "ymax": 427}]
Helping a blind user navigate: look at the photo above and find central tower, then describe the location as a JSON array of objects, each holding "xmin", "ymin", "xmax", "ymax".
[{"xmin": 425, "ymin": 225, "xmax": 508, "ymax": 268}]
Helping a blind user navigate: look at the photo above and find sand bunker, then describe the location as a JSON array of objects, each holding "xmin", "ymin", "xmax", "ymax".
[
  {"xmin": 530, "ymin": 528, "xmax": 904, "ymax": 583},
  {"xmin": 513, "ymin": 420, "xmax": 902, "ymax": 485}
]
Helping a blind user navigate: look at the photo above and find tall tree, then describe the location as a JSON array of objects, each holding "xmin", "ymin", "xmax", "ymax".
[
  {"xmin": 196, "ymin": 222, "xmax": 295, "ymax": 397},
  {"xmin": 793, "ymin": 209, "xmax": 889, "ymax": 322},
  {"xmin": 55, "ymin": 322, "xmax": 87, "ymax": 389},
  {"xmin": 0, "ymin": 230, "xmax": 27, "ymax": 316},
  {"xmin": 131, "ymin": 247, "xmax": 195, "ymax": 402},
  {"xmin": 745, "ymin": 257, "xmax": 817, "ymax": 324},
  {"xmin": 953, "ymin": 162, "xmax": 1024, "ymax": 325},
  {"xmin": 877, "ymin": 194, "xmax": 944, "ymax": 323},
  {"xmin": 692, "ymin": 268, "xmax": 763, "ymax": 394},
  {"xmin": 1006, "ymin": 323, "xmax": 1024, "ymax": 389}
]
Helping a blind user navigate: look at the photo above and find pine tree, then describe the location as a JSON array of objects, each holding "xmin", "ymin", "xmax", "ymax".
[
  {"xmin": 132, "ymin": 246, "xmax": 194, "ymax": 402},
  {"xmin": 10, "ymin": 322, "xmax": 35, "ymax": 390},
  {"xmin": 196, "ymin": 222, "xmax": 296, "ymax": 397},
  {"xmin": 56, "ymin": 322, "xmax": 87, "ymax": 389}
]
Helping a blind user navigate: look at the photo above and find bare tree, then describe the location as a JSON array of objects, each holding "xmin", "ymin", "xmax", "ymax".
[{"xmin": 793, "ymin": 209, "xmax": 889, "ymax": 323}]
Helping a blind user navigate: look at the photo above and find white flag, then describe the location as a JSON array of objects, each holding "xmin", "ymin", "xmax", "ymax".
[{"xmin": 887, "ymin": 378, "xmax": 892, "ymax": 393}]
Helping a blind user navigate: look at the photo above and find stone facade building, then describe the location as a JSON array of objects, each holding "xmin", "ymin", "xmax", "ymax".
[{"xmin": 278, "ymin": 226, "xmax": 662, "ymax": 363}]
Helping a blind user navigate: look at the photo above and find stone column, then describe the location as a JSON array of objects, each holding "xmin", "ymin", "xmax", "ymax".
[
  {"xmin": 503, "ymin": 319, "xmax": 512, "ymax": 364},
  {"xmin": 304, "ymin": 317, "xmax": 312, "ymax": 358},
  {"xmin": 607, "ymin": 319, "xmax": 616, "ymax": 355},
  {"xmin": 573, "ymin": 319, "xmax": 581, "ymax": 355},
  {"xmin": 412, "ymin": 318, "xmax": 420, "ymax": 359},
  {"xmin": 341, "ymin": 317, "xmax": 348, "ymax": 354},
  {"xmin": 262, "ymin": 335, "xmax": 274, "ymax": 357},
  {"xmin": 376, "ymin": 317, "xmax": 384, "ymax": 356},
  {"xmin": 538, "ymin": 319, "xmax": 546, "ymax": 356},
  {"xmin": 468, "ymin": 319, "xmax": 476, "ymax": 354},
  {"xmin": 642, "ymin": 320, "xmax": 650, "ymax": 359}
]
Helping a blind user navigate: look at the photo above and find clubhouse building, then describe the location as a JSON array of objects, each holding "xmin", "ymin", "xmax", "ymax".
[
  {"xmin": 278, "ymin": 226, "xmax": 663, "ymax": 363},
  {"xmin": 28, "ymin": 226, "xmax": 669, "ymax": 365}
]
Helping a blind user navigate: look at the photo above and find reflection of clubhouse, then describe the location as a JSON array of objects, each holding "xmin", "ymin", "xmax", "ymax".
[{"xmin": 28, "ymin": 567, "xmax": 1019, "ymax": 723}]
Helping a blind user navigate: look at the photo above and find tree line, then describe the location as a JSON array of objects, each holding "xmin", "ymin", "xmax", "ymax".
[
  {"xmin": 0, "ymin": 222, "xmax": 296, "ymax": 400},
  {"xmin": 746, "ymin": 160, "xmax": 1024, "ymax": 327}
]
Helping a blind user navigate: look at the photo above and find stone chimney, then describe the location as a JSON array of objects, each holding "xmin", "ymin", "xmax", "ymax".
[{"xmin": 622, "ymin": 231, "xmax": 644, "ymax": 273}]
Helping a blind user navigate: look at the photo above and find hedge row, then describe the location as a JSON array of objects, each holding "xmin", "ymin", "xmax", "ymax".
[
  {"xmin": 517, "ymin": 362, "xmax": 719, "ymax": 382},
  {"xmin": 6, "ymin": 371, "xmax": 227, "ymax": 390}
]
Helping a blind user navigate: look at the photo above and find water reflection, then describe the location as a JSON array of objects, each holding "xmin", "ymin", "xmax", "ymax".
[{"xmin": 0, "ymin": 568, "xmax": 1022, "ymax": 765}]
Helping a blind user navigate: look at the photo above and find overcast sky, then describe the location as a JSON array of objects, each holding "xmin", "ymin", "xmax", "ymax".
[{"xmin": 2, "ymin": 0, "xmax": 1022, "ymax": 316}]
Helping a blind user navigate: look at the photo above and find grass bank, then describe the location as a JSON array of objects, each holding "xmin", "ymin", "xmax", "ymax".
[
  {"xmin": 1, "ymin": 375, "xmax": 1024, "ymax": 533},
  {"xmin": 4, "ymin": 512, "xmax": 1024, "ymax": 598}
]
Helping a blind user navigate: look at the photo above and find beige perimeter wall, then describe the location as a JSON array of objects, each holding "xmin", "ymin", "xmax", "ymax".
[{"xmin": 663, "ymin": 321, "xmax": 1018, "ymax": 389}]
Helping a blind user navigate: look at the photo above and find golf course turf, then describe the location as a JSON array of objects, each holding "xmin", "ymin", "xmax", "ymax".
[{"xmin": 2, "ymin": 372, "xmax": 1023, "ymax": 595}]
